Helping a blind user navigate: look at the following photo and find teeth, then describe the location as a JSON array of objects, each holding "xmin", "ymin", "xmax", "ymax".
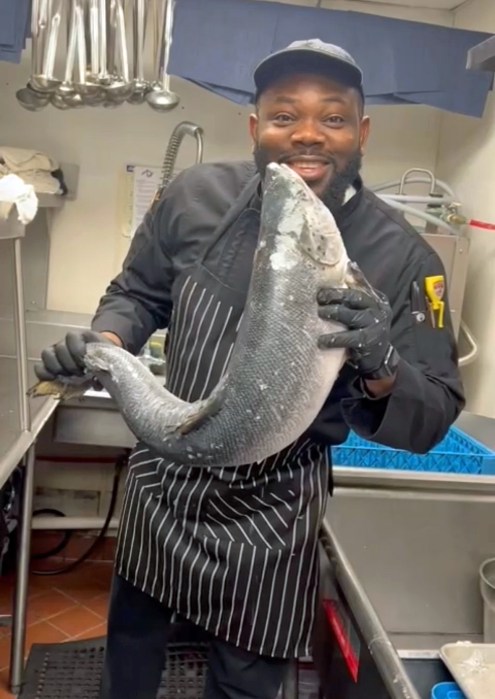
[{"xmin": 292, "ymin": 161, "xmax": 322, "ymax": 168}]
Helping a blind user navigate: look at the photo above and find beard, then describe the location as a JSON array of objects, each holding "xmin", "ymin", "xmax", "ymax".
[{"xmin": 254, "ymin": 145, "xmax": 362, "ymax": 215}]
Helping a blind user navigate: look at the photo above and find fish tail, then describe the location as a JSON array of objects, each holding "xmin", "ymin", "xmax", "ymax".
[{"xmin": 27, "ymin": 379, "xmax": 92, "ymax": 401}]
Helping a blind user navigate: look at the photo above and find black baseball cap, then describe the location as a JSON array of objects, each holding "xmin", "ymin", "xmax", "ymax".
[{"xmin": 253, "ymin": 39, "xmax": 364, "ymax": 101}]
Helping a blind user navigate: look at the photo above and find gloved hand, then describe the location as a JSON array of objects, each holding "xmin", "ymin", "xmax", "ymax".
[
  {"xmin": 316, "ymin": 286, "xmax": 395, "ymax": 377},
  {"xmin": 34, "ymin": 330, "xmax": 110, "ymax": 382}
]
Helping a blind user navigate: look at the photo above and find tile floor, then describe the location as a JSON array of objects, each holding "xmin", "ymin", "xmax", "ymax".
[{"xmin": 0, "ymin": 555, "xmax": 113, "ymax": 698}]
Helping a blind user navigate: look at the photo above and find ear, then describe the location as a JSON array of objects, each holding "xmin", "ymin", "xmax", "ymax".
[
  {"xmin": 359, "ymin": 115, "xmax": 370, "ymax": 155},
  {"xmin": 249, "ymin": 112, "xmax": 259, "ymax": 146}
]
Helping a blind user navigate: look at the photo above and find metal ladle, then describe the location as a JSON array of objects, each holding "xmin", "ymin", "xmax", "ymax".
[
  {"xmin": 71, "ymin": 0, "xmax": 104, "ymax": 104},
  {"xmin": 30, "ymin": 0, "xmax": 63, "ymax": 93},
  {"xmin": 83, "ymin": 0, "xmax": 106, "ymax": 105},
  {"xmin": 15, "ymin": 84, "xmax": 50, "ymax": 112},
  {"xmin": 50, "ymin": 0, "xmax": 83, "ymax": 109},
  {"xmin": 16, "ymin": 0, "xmax": 51, "ymax": 110},
  {"xmin": 146, "ymin": 0, "xmax": 180, "ymax": 111},
  {"xmin": 127, "ymin": 0, "xmax": 149, "ymax": 104},
  {"xmin": 102, "ymin": 0, "xmax": 133, "ymax": 104}
]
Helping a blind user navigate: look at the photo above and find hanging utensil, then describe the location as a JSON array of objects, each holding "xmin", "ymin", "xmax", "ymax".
[
  {"xmin": 30, "ymin": 0, "xmax": 63, "ymax": 93},
  {"xmin": 127, "ymin": 0, "xmax": 150, "ymax": 104},
  {"xmin": 146, "ymin": 0, "xmax": 179, "ymax": 111},
  {"xmin": 16, "ymin": 0, "xmax": 50, "ymax": 110},
  {"xmin": 72, "ymin": 0, "xmax": 104, "ymax": 102},
  {"xmin": 88, "ymin": 0, "xmax": 100, "ymax": 80},
  {"xmin": 17, "ymin": 0, "xmax": 183, "ymax": 112},
  {"xmin": 102, "ymin": 0, "xmax": 133, "ymax": 104},
  {"xmin": 50, "ymin": 0, "xmax": 83, "ymax": 109},
  {"xmin": 97, "ymin": 0, "xmax": 108, "ymax": 82}
]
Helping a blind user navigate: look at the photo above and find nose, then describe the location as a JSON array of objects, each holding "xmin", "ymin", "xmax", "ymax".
[{"xmin": 290, "ymin": 118, "xmax": 325, "ymax": 147}]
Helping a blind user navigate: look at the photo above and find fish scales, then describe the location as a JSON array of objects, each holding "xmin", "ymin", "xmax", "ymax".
[{"xmin": 35, "ymin": 162, "xmax": 367, "ymax": 467}]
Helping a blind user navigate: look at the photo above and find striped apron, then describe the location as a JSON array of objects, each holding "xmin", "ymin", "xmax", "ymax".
[{"xmin": 114, "ymin": 177, "xmax": 330, "ymax": 659}]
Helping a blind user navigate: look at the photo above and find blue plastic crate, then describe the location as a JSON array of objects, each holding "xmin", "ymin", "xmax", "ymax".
[
  {"xmin": 431, "ymin": 681, "xmax": 466, "ymax": 699},
  {"xmin": 331, "ymin": 426, "xmax": 495, "ymax": 475}
]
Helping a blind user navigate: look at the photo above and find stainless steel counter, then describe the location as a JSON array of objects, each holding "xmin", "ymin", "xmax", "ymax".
[
  {"xmin": 52, "ymin": 381, "xmax": 162, "ymax": 450},
  {"xmin": 0, "ymin": 356, "xmax": 58, "ymax": 488},
  {"xmin": 328, "ymin": 411, "xmax": 495, "ymax": 655},
  {"xmin": 455, "ymin": 410, "xmax": 495, "ymax": 450}
]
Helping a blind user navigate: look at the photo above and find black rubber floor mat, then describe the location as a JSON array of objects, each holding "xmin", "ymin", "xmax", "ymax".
[{"xmin": 19, "ymin": 636, "xmax": 210, "ymax": 699}]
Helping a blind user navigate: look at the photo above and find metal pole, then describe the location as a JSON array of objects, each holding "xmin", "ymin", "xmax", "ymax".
[
  {"xmin": 13, "ymin": 237, "xmax": 31, "ymax": 432},
  {"xmin": 9, "ymin": 446, "xmax": 36, "ymax": 694},
  {"xmin": 282, "ymin": 660, "xmax": 298, "ymax": 699},
  {"xmin": 320, "ymin": 519, "xmax": 421, "ymax": 699}
]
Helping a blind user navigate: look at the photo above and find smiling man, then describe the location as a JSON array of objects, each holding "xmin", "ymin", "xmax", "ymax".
[
  {"xmin": 251, "ymin": 40, "xmax": 369, "ymax": 215},
  {"xmin": 34, "ymin": 40, "xmax": 464, "ymax": 699}
]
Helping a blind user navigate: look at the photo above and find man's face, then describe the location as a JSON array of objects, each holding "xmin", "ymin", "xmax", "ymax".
[{"xmin": 249, "ymin": 72, "xmax": 370, "ymax": 214}]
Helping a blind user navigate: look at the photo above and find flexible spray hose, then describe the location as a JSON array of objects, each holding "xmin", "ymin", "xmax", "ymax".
[{"xmin": 160, "ymin": 121, "xmax": 204, "ymax": 189}]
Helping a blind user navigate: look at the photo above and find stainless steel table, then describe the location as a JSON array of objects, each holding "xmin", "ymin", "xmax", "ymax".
[
  {"xmin": 1, "ymin": 211, "xmax": 61, "ymax": 694},
  {"xmin": 0, "ymin": 356, "xmax": 58, "ymax": 487},
  {"xmin": 0, "ymin": 355, "xmax": 59, "ymax": 694}
]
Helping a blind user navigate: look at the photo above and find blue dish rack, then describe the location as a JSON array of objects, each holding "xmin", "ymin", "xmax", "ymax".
[{"xmin": 331, "ymin": 426, "xmax": 495, "ymax": 475}]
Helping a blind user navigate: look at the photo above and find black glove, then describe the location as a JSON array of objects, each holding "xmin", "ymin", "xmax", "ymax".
[
  {"xmin": 317, "ymin": 286, "xmax": 395, "ymax": 377},
  {"xmin": 34, "ymin": 330, "xmax": 110, "ymax": 382}
]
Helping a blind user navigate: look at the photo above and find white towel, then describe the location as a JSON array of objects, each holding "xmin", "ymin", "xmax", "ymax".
[
  {"xmin": 0, "ymin": 146, "xmax": 59, "ymax": 174},
  {"xmin": 0, "ymin": 166, "xmax": 62, "ymax": 195},
  {"xmin": 0, "ymin": 174, "xmax": 39, "ymax": 224}
]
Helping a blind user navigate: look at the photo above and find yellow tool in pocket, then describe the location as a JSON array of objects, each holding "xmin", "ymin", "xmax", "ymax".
[{"xmin": 424, "ymin": 275, "xmax": 445, "ymax": 329}]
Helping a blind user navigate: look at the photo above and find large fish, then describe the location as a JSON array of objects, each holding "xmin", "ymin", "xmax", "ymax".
[{"xmin": 31, "ymin": 162, "xmax": 370, "ymax": 467}]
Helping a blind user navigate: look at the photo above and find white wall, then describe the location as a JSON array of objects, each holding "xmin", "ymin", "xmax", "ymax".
[
  {"xmin": 0, "ymin": 0, "xmax": 452, "ymax": 316},
  {"xmin": 436, "ymin": 0, "xmax": 495, "ymax": 417}
]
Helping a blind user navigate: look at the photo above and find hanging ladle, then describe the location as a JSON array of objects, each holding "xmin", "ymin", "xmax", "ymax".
[
  {"xmin": 29, "ymin": 0, "xmax": 63, "ymax": 93},
  {"xmin": 16, "ymin": 0, "xmax": 51, "ymax": 110},
  {"xmin": 127, "ymin": 0, "xmax": 150, "ymax": 104},
  {"xmin": 101, "ymin": 0, "xmax": 133, "ymax": 104},
  {"xmin": 146, "ymin": 0, "xmax": 179, "ymax": 111},
  {"xmin": 71, "ymin": 0, "xmax": 105, "ymax": 104},
  {"xmin": 50, "ymin": 0, "xmax": 83, "ymax": 109}
]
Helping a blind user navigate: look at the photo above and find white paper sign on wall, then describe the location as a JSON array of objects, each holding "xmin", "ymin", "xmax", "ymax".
[{"xmin": 123, "ymin": 164, "xmax": 162, "ymax": 237}]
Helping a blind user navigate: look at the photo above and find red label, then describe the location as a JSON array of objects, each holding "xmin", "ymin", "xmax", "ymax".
[{"xmin": 323, "ymin": 598, "xmax": 360, "ymax": 682}]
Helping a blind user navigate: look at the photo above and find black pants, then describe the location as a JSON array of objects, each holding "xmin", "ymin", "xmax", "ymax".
[{"xmin": 100, "ymin": 574, "xmax": 290, "ymax": 699}]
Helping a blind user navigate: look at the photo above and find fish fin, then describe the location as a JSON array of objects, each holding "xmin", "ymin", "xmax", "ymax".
[
  {"xmin": 346, "ymin": 260, "xmax": 381, "ymax": 301},
  {"xmin": 176, "ymin": 397, "xmax": 222, "ymax": 436},
  {"xmin": 176, "ymin": 376, "xmax": 227, "ymax": 436}
]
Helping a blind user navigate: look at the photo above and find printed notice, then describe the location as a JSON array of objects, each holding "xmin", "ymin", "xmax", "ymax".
[{"xmin": 125, "ymin": 164, "xmax": 162, "ymax": 236}]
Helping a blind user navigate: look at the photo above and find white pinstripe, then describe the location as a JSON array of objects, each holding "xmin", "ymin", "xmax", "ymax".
[{"xmin": 117, "ymin": 265, "xmax": 327, "ymax": 658}]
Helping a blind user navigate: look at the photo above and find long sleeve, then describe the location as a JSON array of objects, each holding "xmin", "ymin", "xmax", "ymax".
[
  {"xmin": 91, "ymin": 186, "xmax": 178, "ymax": 355},
  {"xmin": 90, "ymin": 161, "xmax": 257, "ymax": 355},
  {"xmin": 340, "ymin": 251, "xmax": 465, "ymax": 453}
]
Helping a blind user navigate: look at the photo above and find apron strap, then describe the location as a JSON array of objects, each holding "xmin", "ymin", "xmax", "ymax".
[{"xmin": 200, "ymin": 173, "xmax": 261, "ymax": 260}]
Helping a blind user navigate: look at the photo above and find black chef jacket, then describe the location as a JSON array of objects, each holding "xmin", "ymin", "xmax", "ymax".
[{"xmin": 93, "ymin": 160, "xmax": 465, "ymax": 459}]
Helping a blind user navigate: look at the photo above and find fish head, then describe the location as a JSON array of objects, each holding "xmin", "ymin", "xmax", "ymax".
[{"xmin": 263, "ymin": 162, "xmax": 349, "ymax": 283}]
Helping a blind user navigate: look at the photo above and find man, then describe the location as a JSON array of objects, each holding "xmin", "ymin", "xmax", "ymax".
[{"xmin": 35, "ymin": 40, "xmax": 464, "ymax": 699}]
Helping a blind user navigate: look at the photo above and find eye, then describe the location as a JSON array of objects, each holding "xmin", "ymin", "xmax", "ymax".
[
  {"xmin": 272, "ymin": 113, "xmax": 295, "ymax": 125},
  {"xmin": 324, "ymin": 115, "xmax": 345, "ymax": 126}
]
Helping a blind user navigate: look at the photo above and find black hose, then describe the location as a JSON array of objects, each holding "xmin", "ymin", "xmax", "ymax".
[
  {"xmin": 31, "ymin": 508, "xmax": 72, "ymax": 559},
  {"xmin": 31, "ymin": 451, "xmax": 128, "ymax": 576}
]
